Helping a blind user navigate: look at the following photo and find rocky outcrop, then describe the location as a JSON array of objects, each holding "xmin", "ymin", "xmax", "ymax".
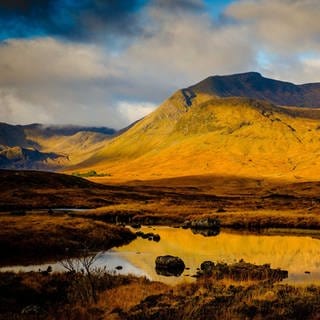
[
  {"xmin": 196, "ymin": 260, "xmax": 288, "ymax": 282},
  {"xmin": 190, "ymin": 217, "xmax": 220, "ymax": 229},
  {"xmin": 183, "ymin": 217, "xmax": 221, "ymax": 235}
]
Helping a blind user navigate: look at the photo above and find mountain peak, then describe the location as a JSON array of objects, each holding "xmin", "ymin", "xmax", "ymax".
[{"xmin": 187, "ymin": 72, "xmax": 320, "ymax": 108}]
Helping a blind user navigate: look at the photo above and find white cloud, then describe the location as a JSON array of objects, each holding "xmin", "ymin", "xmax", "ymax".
[
  {"xmin": 118, "ymin": 101, "xmax": 157, "ymax": 123},
  {"xmin": 0, "ymin": 38, "xmax": 115, "ymax": 84},
  {"xmin": 226, "ymin": 0, "xmax": 320, "ymax": 53}
]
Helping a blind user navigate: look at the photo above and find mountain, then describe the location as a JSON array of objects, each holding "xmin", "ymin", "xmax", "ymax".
[
  {"xmin": 0, "ymin": 123, "xmax": 116, "ymax": 169},
  {"xmin": 73, "ymin": 72, "xmax": 320, "ymax": 182}
]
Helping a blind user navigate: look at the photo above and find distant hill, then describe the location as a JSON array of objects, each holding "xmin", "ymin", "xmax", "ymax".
[
  {"xmin": 0, "ymin": 122, "xmax": 31, "ymax": 148},
  {"xmin": 0, "ymin": 123, "xmax": 116, "ymax": 170},
  {"xmin": 0, "ymin": 145, "xmax": 65, "ymax": 170},
  {"xmin": 74, "ymin": 73, "xmax": 320, "ymax": 182}
]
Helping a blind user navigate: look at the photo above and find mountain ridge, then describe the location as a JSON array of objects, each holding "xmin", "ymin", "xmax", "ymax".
[{"xmin": 185, "ymin": 72, "xmax": 320, "ymax": 108}]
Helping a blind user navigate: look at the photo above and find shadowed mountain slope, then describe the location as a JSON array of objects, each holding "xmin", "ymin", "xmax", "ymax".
[{"xmin": 0, "ymin": 123, "xmax": 116, "ymax": 169}]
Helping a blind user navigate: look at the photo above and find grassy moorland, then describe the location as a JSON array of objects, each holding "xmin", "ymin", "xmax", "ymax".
[{"xmin": 2, "ymin": 170, "xmax": 320, "ymax": 318}]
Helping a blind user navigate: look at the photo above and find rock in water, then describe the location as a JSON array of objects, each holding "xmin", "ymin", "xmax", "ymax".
[{"xmin": 155, "ymin": 255, "xmax": 185, "ymax": 277}]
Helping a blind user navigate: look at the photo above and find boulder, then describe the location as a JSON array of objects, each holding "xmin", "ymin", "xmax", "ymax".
[
  {"xmin": 153, "ymin": 234, "xmax": 161, "ymax": 242},
  {"xmin": 155, "ymin": 255, "xmax": 185, "ymax": 276}
]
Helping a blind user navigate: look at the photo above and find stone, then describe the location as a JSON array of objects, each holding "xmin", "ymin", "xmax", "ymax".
[{"xmin": 155, "ymin": 255, "xmax": 185, "ymax": 276}]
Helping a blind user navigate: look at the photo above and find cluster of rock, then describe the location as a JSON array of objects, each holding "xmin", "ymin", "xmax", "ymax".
[
  {"xmin": 183, "ymin": 217, "xmax": 220, "ymax": 229},
  {"xmin": 182, "ymin": 217, "xmax": 221, "ymax": 237},
  {"xmin": 154, "ymin": 255, "xmax": 288, "ymax": 282}
]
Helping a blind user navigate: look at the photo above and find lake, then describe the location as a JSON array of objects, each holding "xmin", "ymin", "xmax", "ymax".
[{"xmin": 3, "ymin": 226, "xmax": 320, "ymax": 285}]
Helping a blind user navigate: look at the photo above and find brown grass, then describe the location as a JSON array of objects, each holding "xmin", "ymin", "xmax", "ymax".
[{"xmin": 98, "ymin": 279, "xmax": 168, "ymax": 317}]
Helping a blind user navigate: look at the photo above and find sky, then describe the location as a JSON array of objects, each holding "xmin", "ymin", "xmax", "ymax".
[{"xmin": 0, "ymin": 0, "xmax": 320, "ymax": 128}]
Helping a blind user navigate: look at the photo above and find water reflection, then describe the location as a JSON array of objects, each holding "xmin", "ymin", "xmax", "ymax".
[
  {"xmin": 191, "ymin": 228, "xmax": 220, "ymax": 237},
  {"xmin": 114, "ymin": 226, "xmax": 320, "ymax": 285},
  {"xmin": 3, "ymin": 226, "xmax": 320, "ymax": 286}
]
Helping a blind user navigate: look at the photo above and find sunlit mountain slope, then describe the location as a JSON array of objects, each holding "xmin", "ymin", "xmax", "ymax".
[{"xmin": 75, "ymin": 73, "xmax": 320, "ymax": 182}]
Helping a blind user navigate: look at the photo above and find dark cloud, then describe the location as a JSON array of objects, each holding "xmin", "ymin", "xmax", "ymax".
[{"xmin": 0, "ymin": 0, "xmax": 147, "ymax": 41}]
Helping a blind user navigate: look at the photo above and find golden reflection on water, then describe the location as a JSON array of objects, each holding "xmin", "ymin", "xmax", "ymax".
[{"xmin": 114, "ymin": 226, "xmax": 320, "ymax": 285}]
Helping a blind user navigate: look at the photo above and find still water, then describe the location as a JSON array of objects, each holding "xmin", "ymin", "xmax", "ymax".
[{"xmin": 3, "ymin": 226, "xmax": 320, "ymax": 285}]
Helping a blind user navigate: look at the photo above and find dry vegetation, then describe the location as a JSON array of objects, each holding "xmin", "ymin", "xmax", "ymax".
[
  {"xmin": 0, "ymin": 270, "xmax": 164, "ymax": 320},
  {"xmin": 1, "ymin": 261, "xmax": 320, "ymax": 320}
]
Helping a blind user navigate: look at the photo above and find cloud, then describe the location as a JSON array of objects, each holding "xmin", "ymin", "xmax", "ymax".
[
  {"xmin": 114, "ymin": 1, "xmax": 257, "ymax": 92},
  {"xmin": 118, "ymin": 101, "xmax": 157, "ymax": 124},
  {"xmin": 226, "ymin": 0, "xmax": 320, "ymax": 53},
  {"xmin": 0, "ymin": 38, "xmax": 126, "ymax": 127},
  {"xmin": 0, "ymin": 38, "xmax": 114, "ymax": 84},
  {"xmin": 224, "ymin": 0, "xmax": 320, "ymax": 83},
  {"xmin": 0, "ymin": 0, "xmax": 146, "ymax": 42}
]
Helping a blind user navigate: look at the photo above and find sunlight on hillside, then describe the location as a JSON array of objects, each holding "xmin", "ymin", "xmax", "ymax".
[{"xmin": 70, "ymin": 91, "xmax": 320, "ymax": 182}]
